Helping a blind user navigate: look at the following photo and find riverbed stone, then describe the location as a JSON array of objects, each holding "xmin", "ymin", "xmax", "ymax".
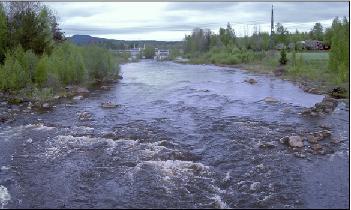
[
  {"xmin": 78, "ymin": 111, "xmax": 93, "ymax": 121},
  {"xmin": 279, "ymin": 136, "xmax": 289, "ymax": 144},
  {"xmin": 244, "ymin": 78, "xmax": 257, "ymax": 84},
  {"xmin": 73, "ymin": 95, "xmax": 83, "ymax": 100},
  {"xmin": 264, "ymin": 97, "xmax": 279, "ymax": 103},
  {"xmin": 42, "ymin": 103, "xmax": 50, "ymax": 108},
  {"xmin": 311, "ymin": 144, "xmax": 322, "ymax": 151},
  {"xmin": 75, "ymin": 87, "xmax": 90, "ymax": 94},
  {"xmin": 101, "ymin": 102, "xmax": 118, "ymax": 108},
  {"xmin": 259, "ymin": 142, "xmax": 276, "ymax": 149},
  {"xmin": 288, "ymin": 136, "xmax": 304, "ymax": 148},
  {"xmin": 250, "ymin": 182, "xmax": 261, "ymax": 191}
]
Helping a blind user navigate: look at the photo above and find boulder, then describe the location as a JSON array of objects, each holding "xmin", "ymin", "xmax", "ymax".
[
  {"xmin": 328, "ymin": 87, "xmax": 347, "ymax": 99},
  {"xmin": 101, "ymin": 102, "xmax": 118, "ymax": 108},
  {"xmin": 259, "ymin": 142, "xmax": 276, "ymax": 149},
  {"xmin": 264, "ymin": 96, "xmax": 279, "ymax": 103},
  {"xmin": 244, "ymin": 78, "xmax": 257, "ymax": 84},
  {"xmin": 75, "ymin": 87, "xmax": 90, "ymax": 94},
  {"xmin": 100, "ymin": 86, "xmax": 110, "ymax": 90},
  {"xmin": 250, "ymin": 182, "xmax": 261, "ymax": 191},
  {"xmin": 42, "ymin": 103, "xmax": 50, "ymax": 108},
  {"xmin": 279, "ymin": 136, "xmax": 289, "ymax": 144},
  {"xmin": 302, "ymin": 96, "xmax": 338, "ymax": 116},
  {"xmin": 288, "ymin": 136, "xmax": 304, "ymax": 148},
  {"xmin": 311, "ymin": 144, "xmax": 322, "ymax": 151},
  {"xmin": 78, "ymin": 112, "xmax": 92, "ymax": 121},
  {"xmin": 73, "ymin": 95, "xmax": 83, "ymax": 100}
]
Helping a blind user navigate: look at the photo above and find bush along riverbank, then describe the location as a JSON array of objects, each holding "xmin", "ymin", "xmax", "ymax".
[
  {"xmin": 0, "ymin": 43, "xmax": 124, "ymax": 111},
  {"xmin": 182, "ymin": 18, "xmax": 349, "ymax": 98},
  {"xmin": 0, "ymin": 2, "xmax": 126, "ymax": 114}
]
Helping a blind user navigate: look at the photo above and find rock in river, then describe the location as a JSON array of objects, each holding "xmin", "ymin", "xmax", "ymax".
[
  {"xmin": 280, "ymin": 135, "xmax": 304, "ymax": 148},
  {"xmin": 101, "ymin": 102, "xmax": 118, "ymax": 108},
  {"xmin": 244, "ymin": 78, "xmax": 257, "ymax": 84},
  {"xmin": 250, "ymin": 182, "xmax": 261, "ymax": 191},
  {"xmin": 264, "ymin": 96, "xmax": 279, "ymax": 103},
  {"xmin": 288, "ymin": 136, "xmax": 304, "ymax": 148},
  {"xmin": 73, "ymin": 95, "xmax": 83, "ymax": 100}
]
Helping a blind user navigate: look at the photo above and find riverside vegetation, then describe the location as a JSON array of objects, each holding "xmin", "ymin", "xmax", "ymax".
[
  {"xmin": 0, "ymin": 2, "xmax": 123, "ymax": 106},
  {"xmin": 183, "ymin": 19, "xmax": 349, "ymax": 97}
]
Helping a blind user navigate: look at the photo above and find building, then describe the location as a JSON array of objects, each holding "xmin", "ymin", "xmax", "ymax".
[{"xmin": 154, "ymin": 49, "xmax": 170, "ymax": 60}]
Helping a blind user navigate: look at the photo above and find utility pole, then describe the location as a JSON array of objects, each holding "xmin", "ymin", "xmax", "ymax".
[{"xmin": 269, "ymin": 5, "xmax": 275, "ymax": 49}]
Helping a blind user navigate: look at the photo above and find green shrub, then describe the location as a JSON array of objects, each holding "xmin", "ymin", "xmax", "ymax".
[
  {"xmin": 81, "ymin": 45, "xmax": 119, "ymax": 81},
  {"xmin": 31, "ymin": 87, "xmax": 53, "ymax": 102},
  {"xmin": 35, "ymin": 55, "xmax": 49, "ymax": 86},
  {"xmin": 0, "ymin": 46, "xmax": 37, "ymax": 90},
  {"xmin": 279, "ymin": 49, "xmax": 288, "ymax": 65},
  {"xmin": 48, "ymin": 42, "xmax": 86, "ymax": 85}
]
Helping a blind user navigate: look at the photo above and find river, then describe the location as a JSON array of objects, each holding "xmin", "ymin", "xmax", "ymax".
[{"xmin": 0, "ymin": 60, "xmax": 349, "ymax": 208}]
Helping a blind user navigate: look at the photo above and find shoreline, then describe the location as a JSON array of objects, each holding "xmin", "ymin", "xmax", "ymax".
[{"xmin": 178, "ymin": 60, "xmax": 348, "ymax": 100}]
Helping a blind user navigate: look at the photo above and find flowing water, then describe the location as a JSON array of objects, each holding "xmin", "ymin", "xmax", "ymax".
[{"xmin": 0, "ymin": 60, "xmax": 349, "ymax": 208}]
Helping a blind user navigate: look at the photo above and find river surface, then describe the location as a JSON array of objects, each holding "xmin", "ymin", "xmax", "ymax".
[{"xmin": 0, "ymin": 60, "xmax": 349, "ymax": 208}]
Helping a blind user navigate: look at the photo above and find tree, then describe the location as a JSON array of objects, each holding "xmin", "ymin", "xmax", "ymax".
[
  {"xmin": 219, "ymin": 22, "xmax": 236, "ymax": 47},
  {"xmin": 309, "ymin": 22, "xmax": 324, "ymax": 40},
  {"xmin": 183, "ymin": 28, "xmax": 212, "ymax": 55},
  {"xmin": 7, "ymin": 2, "xmax": 54, "ymax": 55},
  {"xmin": 275, "ymin": 22, "xmax": 289, "ymax": 45},
  {"xmin": 0, "ymin": 3, "xmax": 8, "ymax": 63},
  {"xmin": 143, "ymin": 46, "xmax": 155, "ymax": 59},
  {"xmin": 328, "ymin": 17, "xmax": 349, "ymax": 82},
  {"xmin": 279, "ymin": 48, "xmax": 287, "ymax": 65}
]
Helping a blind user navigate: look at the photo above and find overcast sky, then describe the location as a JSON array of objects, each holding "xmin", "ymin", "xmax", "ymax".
[{"xmin": 47, "ymin": 2, "xmax": 349, "ymax": 41}]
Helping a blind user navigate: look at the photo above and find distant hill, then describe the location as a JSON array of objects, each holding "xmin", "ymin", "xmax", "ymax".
[{"xmin": 68, "ymin": 35, "xmax": 183, "ymax": 50}]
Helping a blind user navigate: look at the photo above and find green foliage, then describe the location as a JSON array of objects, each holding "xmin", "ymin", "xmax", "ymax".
[
  {"xmin": 0, "ymin": 3, "xmax": 8, "ymax": 63},
  {"xmin": 328, "ymin": 17, "xmax": 349, "ymax": 83},
  {"xmin": 0, "ymin": 46, "xmax": 35, "ymax": 90},
  {"xmin": 48, "ymin": 42, "xmax": 86, "ymax": 85},
  {"xmin": 279, "ymin": 49, "xmax": 288, "ymax": 65},
  {"xmin": 31, "ymin": 87, "xmax": 53, "ymax": 102},
  {"xmin": 143, "ymin": 46, "xmax": 155, "ymax": 59},
  {"xmin": 35, "ymin": 54, "xmax": 48, "ymax": 86},
  {"xmin": 275, "ymin": 23, "xmax": 289, "ymax": 45},
  {"xmin": 184, "ymin": 28, "xmax": 212, "ymax": 54},
  {"xmin": 219, "ymin": 23, "xmax": 236, "ymax": 47},
  {"xmin": 81, "ymin": 45, "xmax": 119, "ymax": 81},
  {"xmin": 309, "ymin": 22, "xmax": 324, "ymax": 41}
]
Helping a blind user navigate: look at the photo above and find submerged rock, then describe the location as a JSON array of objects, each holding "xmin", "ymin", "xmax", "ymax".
[
  {"xmin": 78, "ymin": 111, "xmax": 93, "ymax": 121},
  {"xmin": 73, "ymin": 95, "xmax": 83, "ymax": 100},
  {"xmin": 244, "ymin": 78, "xmax": 257, "ymax": 84},
  {"xmin": 259, "ymin": 142, "xmax": 276, "ymax": 149},
  {"xmin": 101, "ymin": 102, "xmax": 118, "ymax": 108},
  {"xmin": 250, "ymin": 182, "xmax": 261, "ymax": 191},
  {"xmin": 100, "ymin": 86, "xmax": 110, "ymax": 90},
  {"xmin": 75, "ymin": 87, "xmax": 90, "ymax": 94},
  {"xmin": 264, "ymin": 96, "xmax": 279, "ymax": 103},
  {"xmin": 42, "ymin": 103, "xmax": 50, "ymax": 109},
  {"xmin": 302, "ymin": 96, "xmax": 338, "ymax": 116}
]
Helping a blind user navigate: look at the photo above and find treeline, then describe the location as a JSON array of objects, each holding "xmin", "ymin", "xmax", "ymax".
[
  {"xmin": 0, "ymin": 2, "xmax": 120, "ymax": 92},
  {"xmin": 183, "ymin": 17, "xmax": 349, "ymax": 83}
]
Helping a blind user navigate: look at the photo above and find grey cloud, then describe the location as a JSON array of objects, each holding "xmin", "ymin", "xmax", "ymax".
[
  {"xmin": 166, "ymin": 2, "xmax": 239, "ymax": 13},
  {"xmin": 50, "ymin": 2, "xmax": 349, "ymax": 40},
  {"xmin": 63, "ymin": 22, "xmax": 222, "ymax": 36}
]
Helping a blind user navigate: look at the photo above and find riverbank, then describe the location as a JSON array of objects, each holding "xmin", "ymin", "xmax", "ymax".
[
  {"xmin": 0, "ymin": 78, "xmax": 122, "ymax": 124},
  {"xmin": 180, "ymin": 55, "xmax": 348, "ymax": 99}
]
